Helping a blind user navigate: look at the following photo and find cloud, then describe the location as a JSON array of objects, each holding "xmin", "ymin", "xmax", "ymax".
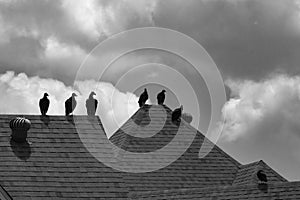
[
  {"xmin": 0, "ymin": 71, "xmax": 139, "ymax": 138},
  {"xmin": 217, "ymin": 74, "xmax": 300, "ymax": 180},
  {"xmin": 0, "ymin": 0, "xmax": 157, "ymax": 84},
  {"xmin": 221, "ymin": 75, "xmax": 300, "ymax": 141},
  {"xmin": 1, "ymin": 0, "xmax": 300, "ymax": 85},
  {"xmin": 154, "ymin": 0, "xmax": 300, "ymax": 80}
]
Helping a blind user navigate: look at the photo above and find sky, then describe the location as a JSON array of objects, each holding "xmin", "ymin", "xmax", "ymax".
[{"xmin": 0, "ymin": 0, "xmax": 300, "ymax": 180}]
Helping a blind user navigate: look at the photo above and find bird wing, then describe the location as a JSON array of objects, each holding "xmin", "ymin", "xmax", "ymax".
[
  {"xmin": 39, "ymin": 98, "xmax": 50, "ymax": 112},
  {"xmin": 65, "ymin": 98, "xmax": 71, "ymax": 115},
  {"xmin": 44, "ymin": 98, "xmax": 50, "ymax": 112}
]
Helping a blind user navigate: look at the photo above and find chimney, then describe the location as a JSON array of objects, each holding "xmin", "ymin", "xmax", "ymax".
[{"xmin": 9, "ymin": 117, "xmax": 31, "ymax": 143}]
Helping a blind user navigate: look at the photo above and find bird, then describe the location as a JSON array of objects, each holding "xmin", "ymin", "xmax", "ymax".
[
  {"xmin": 157, "ymin": 90, "xmax": 166, "ymax": 105},
  {"xmin": 39, "ymin": 93, "xmax": 50, "ymax": 116},
  {"xmin": 86, "ymin": 91, "xmax": 98, "ymax": 116},
  {"xmin": 138, "ymin": 88, "xmax": 148, "ymax": 107},
  {"xmin": 257, "ymin": 170, "xmax": 268, "ymax": 183},
  {"xmin": 172, "ymin": 105, "xmax": 183, "ymax": 122},
  {"xmin": 65, "ymin": 93, "xmax": 77, "ymax": 116}
]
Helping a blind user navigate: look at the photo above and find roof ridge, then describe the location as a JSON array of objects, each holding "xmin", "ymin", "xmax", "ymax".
[
  {"xmin": 182, "ymin": 120, "xmax": 241, "ymax": 168},
  {"xmin": 257, "ymin": 160, "xmax": 288, "ymax": 182},
  {"xmin": 110, "ymin": 104, "xmax": 241, "ymax": 167}
]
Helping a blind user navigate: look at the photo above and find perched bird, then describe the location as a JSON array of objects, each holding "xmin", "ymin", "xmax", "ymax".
[
  {"xmin": 65, "ymin": 93, "xmax": 77, "ymax": 116},
  {"xmin": 172, "ymin": 105, "xmax": 183, "ymax": 122},
  {"xmin": 157, "ymin": 90, "xmax": 166, "ymax": 105},
  {"xmin": 257, "ymin": 170, "xmax": 268, "ymax": 183},
  {"xmin": 86, "ymin": 91, "xmax": 98, "ymax": 116},
  {"xmin": 138, "ymin": 88, "xmax": 148, "ymax": 107},
  {"xmin": 39, "ymin": 93, "xmax": 50, "ymax": 116}
]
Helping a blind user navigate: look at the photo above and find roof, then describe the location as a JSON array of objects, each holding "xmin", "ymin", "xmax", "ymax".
[
  {"xmin": 110, "ymin": 105, "xmax": 242, "ymax": 192},
  {"xmin": 233, "ymin": 160, "xmax": 287, "ymax": 185},
  {"xmin": 0, "ymin": 115, "xmax": 128, "ymax": 200},
  {"xmin": 0, "ymin": 105, "xmax": 293, "ymax": 199},
  {"xmin": 131, "ymin": 181, "xmax": 300, "ymax": 199},
  {"xmin": 0, "ymin": 185, "xmax": 12, "ymax": 200}
]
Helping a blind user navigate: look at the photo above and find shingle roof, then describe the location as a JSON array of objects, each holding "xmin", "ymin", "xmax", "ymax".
[
  {"xmin": 233, "ymin": 160, "xmax": 287, "ymax": 185},
  {"xmin": 0, "ymin": 105, "xmax": 292, "ymax": 199},
  {"xmin": 0, "ymin": 185, "xmax": 12, "ymax": 200},
  {"xmin": 131, "ymin": 181, "xmax": 300, "ymax": 200},
  {"xmin": 110, "ymin": 105, "xmax": 242, "ymax": 192},
  {"xmin": 0, "ymin": 115, "xmax": 128, "ymax": 200}
]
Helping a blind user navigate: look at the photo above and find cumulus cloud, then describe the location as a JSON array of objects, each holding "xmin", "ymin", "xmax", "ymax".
[
  {"xmin": 217, "ymin": 74, "xmax": 300, "ymax": 180},
  {"xmin": 221, "ymin": 75, "xmax": 300, "ymax": 141},
  {"xmin": 0, "ymin": 0, "xmax": 157, "ymax": 84},
  {"xmin": 0, "ymin": 71, "xmax": 139, "ymax": 138},
  {"xmin": 1, "ymin": 0, "xmax": 300, "ymax": 85}
]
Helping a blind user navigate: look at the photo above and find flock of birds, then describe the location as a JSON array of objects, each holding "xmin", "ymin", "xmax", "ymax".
[{"xmin": 39, "ymin": 89, "xmax": 183, "ymax": 122}]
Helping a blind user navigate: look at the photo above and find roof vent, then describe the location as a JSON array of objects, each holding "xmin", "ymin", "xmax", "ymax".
[
  {"xmin": 182, "ymin": 112, "xmax": 193, "ymax": 124},
  {"xmin": 9, "ymin": 117, "xmax": 31, "ymax": 143}
]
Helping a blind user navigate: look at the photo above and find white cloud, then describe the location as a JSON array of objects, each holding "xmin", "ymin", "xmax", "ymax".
[
  {"xmin": 0, "ymin": 71, "xmax": 139, "ymax": 138},
  {"xmin": 221, "ymin": 75, "xmax": 300, "ymax": 141},
  {"xmin": 43, "ymin": 36, "xmax": 86, "ymax": 60},
  {"xmin": 62, "ymin": 0, "xmax": 104, "ymax": 39}
]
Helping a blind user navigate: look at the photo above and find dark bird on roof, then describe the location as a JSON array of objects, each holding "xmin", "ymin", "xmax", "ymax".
[
  {"xmin": 39, "ymin": 93, "xmax": 50, "ymax": 116},
  {"xmin": 65, "ymin": 93, "xmax": 77, "ymax": 116},
  {"xmin": 257, "ymin": 170, "xmax": 268, "ymax": 183},
  {"xmin": 157, "ymin": 89, "xmax": 166, "ymax": 105},
  {"xmin": 138, "ymin": 88, "xmax": 148, "ymax": 107},
  {"xmin": 172, "ymin": 105, "xmax": 183, "ymax": 122},
  {"xmin": 86, "ymin": 91, "xmax": 98, "ymax": 116}
]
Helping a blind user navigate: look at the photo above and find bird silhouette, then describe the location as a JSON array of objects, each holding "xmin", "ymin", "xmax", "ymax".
[
  {"xmin": 86, "ymin": 91, "xmax": 98, "ymax": 116},
  {"xmin": 172, "ymin": 105, "xmax": 183, "ymax": 122},
  {"xmin": 257, "ymin": 170, "xmax": 268, "ymax": 183},
  {"xmin": 65, "ymin": 93, "xmax": 77, "ymax": 116},
  {"xmin": 157, "ymin": 89, "xmax": 166, "ymax": 105},
  {"xmin": 39, "ymin": 93, "xmax": 50, "ymax": 116},
  {"xmin": 138, "ymin": 88, "xmax": 148, "ymax": 107}
]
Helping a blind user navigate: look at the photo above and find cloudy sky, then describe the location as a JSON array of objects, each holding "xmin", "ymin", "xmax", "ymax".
[{"xmin": 1, "ymin": 0, "xmax": 300, "ymax": 180}]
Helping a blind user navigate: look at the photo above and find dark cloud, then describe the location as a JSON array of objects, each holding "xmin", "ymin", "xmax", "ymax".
[
  {"xmin": 154, "ymin": 0, "xmax": 300, "ymax": 80},
  {"xmin": 2, "ymin": 0, "xmax": 300, "ymax": 83},
  {"xmin": 0, "ymin": 0, "xmax": 156, "ymax": 84}
]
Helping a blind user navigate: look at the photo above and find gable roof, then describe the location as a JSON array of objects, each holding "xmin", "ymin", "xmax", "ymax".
[
  {"xmin": 233, "ymin": 160, "xmax": 287, "ymax": 185},
  {"xmin": 0, "ymin": 115, "xmax": 128, "ymax": 200},
  {"xmin": 0, "ymin": 105, "xmax": 291, "ymax": 199},
  {"xmin": 110, "ymin": 105, "xmax": 242, "ymax": 192}
]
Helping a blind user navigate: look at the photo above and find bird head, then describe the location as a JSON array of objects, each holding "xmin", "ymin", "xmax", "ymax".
[
  {"xmin": 44, "ymin": 93, "xmax": 49, "ymax": 97},
  {"xmin": 89, "ymin": 91, "xmax": 96, "ymax": 97},
  {"xmin": 162, "ymin": 89, "xmax": 166, "ymax": 93},
  {"xmin": 72, "ymin": 93, "xmax": 77, "ymax": 97}
]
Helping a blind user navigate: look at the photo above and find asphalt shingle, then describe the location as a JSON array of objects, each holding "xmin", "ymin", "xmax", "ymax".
[
  {"xmin": 110, "ymin": 105, "xmax": 241, "ymax": 192},
  {"xmin": 0, "ymin": 115, "xmax": 128, "ymax": 200},
  {"xmin": 131, "ymin": 181, "xmax": 300, "ymax": 200},
  {"xmin": 0, "ymin": 105, "xmax": 293, "ymax": 199}
]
